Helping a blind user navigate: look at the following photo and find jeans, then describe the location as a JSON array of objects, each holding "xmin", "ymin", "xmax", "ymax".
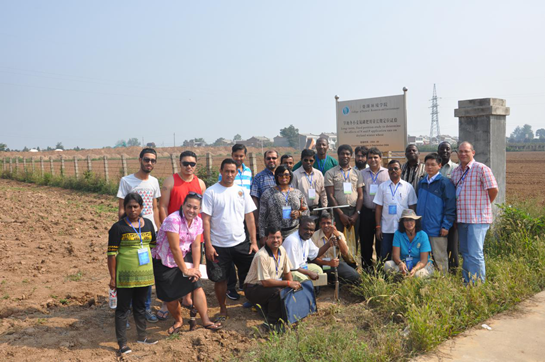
[
  {"xmin": 380, "ymin": 233, "xmax": 395, "ymax": 261},
  {"xmin": 458, "ymin": 223, "xmax": 490, "ymax": 283},
  {"xmin": 116, "ymin": 287, "xmax": 148, "ymax": 347}
]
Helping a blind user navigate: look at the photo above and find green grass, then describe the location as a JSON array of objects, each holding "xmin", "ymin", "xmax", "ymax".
[
  {"xmin": 249, "ymin": 202, "xmax": 545, "ymax": 361},
  {"xmin": 66, "ymin": 271, "xmax": 84, "ymax": 282}
]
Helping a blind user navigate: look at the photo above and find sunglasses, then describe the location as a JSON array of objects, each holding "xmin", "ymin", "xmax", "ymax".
[
  {"xmin": 302, "ymin": 158, "xmax": 314, "ymax": 163},
  {"xmin": 188, "ymin": 191, "xmax": 202, "ymax": 199},
  {"xmin": 266, "ymin": 157, "xmax": 278, "ymax": 161},
  {"xmin": 142, "ymin": 158, "xmax": 156, "ymax": 164},
  {"xmin": 182, "ymin": 161, "xmax": 197, "ymax": 167},
  {"xmin": 388, "ymin": 167, "xmax": 400, "ymax": 172}
]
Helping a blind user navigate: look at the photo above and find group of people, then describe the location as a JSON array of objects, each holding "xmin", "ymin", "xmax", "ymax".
[{"xmin": 107, "ymin": 138, "xmax": 498, "ymax": 354}]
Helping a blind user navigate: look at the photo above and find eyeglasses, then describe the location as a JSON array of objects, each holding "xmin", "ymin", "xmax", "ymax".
[
  {"xmin": 266, "ymin": 157, "xmax": 278, "ymax": 160},
  {"xmin": 187, "ymin": 191, "xmax": 202, "ymax": 199},
  {"xmin": 182, "ymin": 161, "xmax": 197, "ymax": 167},
  {"xmin": 279, "ymin": 173, "xmax": 291, "ymax": 178},
  {"xmin": 302, "ymin": 158, "xmax": 314, "ymax": 163},
  {"xmin": 142, "ymin": 158, "xmax": 156, "ymax": 164},
  {"xmin": 388, "ymin": 167, "xmax": 400, "ymax": 171}
]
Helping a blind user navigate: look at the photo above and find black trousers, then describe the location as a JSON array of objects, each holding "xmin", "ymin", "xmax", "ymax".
[
  {"xmin": 115, "ymin": 287, "xmax": 148, "ymax": 347},
  {"xmin": 359, "ymin": 206, "xmax": 380, "ymax": 269},
  {"xmin": 244, "ymin": 284, "xmax": 283, "ymax": 324},
  {"xmin": 325, "ymin": 261, "xmax": 361, "ymax": 285},
  {"xmin": 448, "ymin": 223, "xmax": 459, "ymax": 271}
]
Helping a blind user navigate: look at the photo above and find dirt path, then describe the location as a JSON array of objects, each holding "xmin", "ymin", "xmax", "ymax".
[{"xmin": 0, "ymin": 179, "xmax": 344, "ymax": 361}]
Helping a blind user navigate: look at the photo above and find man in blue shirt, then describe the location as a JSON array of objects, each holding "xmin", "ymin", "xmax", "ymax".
[
  {"xmin": 416, "ymin": 153, "xmax": 456, "ymax": 274},
  {"xmin": 251, "ymin": 150, "xmax": 279, "ymax": 232}
]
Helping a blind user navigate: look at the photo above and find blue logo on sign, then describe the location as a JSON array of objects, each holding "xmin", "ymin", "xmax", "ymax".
[{"xmin": 342, "ymin": 107, "xmax": 350, "ymax": 115}]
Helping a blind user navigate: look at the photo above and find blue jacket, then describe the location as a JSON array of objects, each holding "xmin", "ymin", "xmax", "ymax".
[{"xmin": 416, "ymin": 173, "xmax": 456, "ymax": 237}]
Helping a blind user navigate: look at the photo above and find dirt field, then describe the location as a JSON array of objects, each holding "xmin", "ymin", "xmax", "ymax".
[{"xmin": 0, "ymin": 152, "xmax": 542, "ymax": 361}]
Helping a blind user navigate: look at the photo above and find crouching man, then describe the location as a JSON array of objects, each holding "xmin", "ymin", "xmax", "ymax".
[
  {"xmin": 244, "ymin": 226, "xmax": 300, "ymax": 329},
  {"xmin": 282, "ymin": 217, "xmax": 335, "ymax": 283},
  {"xmin": 311, "ymin": 212, "xmax": 361, "ymax": 285}
]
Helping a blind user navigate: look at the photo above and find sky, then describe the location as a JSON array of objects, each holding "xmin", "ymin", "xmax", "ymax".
[{"xmin": 1, "ymin": 1, "xmax": 545, "ymax": 150}]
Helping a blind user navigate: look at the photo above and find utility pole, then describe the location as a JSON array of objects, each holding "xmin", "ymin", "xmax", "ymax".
[
  {"xmin": 173, "ymin": 133, "xmax": 176, "ymax": 148},
  {"xmin": 429, "ymin": 84, "xmax": 441, "ymax": 144}
]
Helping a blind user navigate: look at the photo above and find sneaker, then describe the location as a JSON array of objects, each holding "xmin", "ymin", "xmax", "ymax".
[
  {"xmin": 119, "ymin": 345, "xmax": 132, "ymax": 354},
  {"xmin": 137, "ymin": 338, "xmax": 158, "ymax": 345},
  {"xmin": 226, "ymin": 289, "xmax": 241, "ymax": 301},
  {"xmin": 242, "ymin": 301, "xmax": 253, "ymax": 308},
  {"xmin": 145, "ymin": 310, "xmax": 158, "ymax": 323}
]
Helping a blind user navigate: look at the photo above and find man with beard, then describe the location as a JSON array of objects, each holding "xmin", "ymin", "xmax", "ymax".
[
  {"xmin": 292, "ymin": 137, "xmax": 338, "ymax": 174},
  {"xmin": 401, "ymin": 144, "xmax": 426, "ymax": 193},
  {"xmin": 251, "ymin": 150, "xmax": 279, "ymax": 229},
  {"xmin": 280, "ymin": 154, "xmax": 295, "ymax": 171},
  {"xmin": 354, "ymin": 146, "xmax": 369, "ymax": 171},
  {"xmin": 116, "ymin": 148, "xmax": 161, "ymax": 323}
]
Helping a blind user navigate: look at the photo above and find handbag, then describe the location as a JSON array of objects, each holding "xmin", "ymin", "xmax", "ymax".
[{"xmin": 280, "ymin": 280, "xmax": 317, "ymax": 324}]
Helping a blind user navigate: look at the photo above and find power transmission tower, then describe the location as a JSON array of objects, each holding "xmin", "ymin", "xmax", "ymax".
[{"xmin": 429, "ymin": 84, "xmax": 440, "ymax": 144}]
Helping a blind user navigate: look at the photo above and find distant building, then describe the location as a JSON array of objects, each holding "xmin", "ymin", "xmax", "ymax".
[
  {"xmin": 185, "ymin": 140, "xmax": 207, "ymax": 147},
  {"xmin": 319, "ymin": 132, "xmax": 337, "ymax": 150},
  {"xmin": 213, "ymin": 138, "xmax": 233, "ymax": 147},
  {"xmin": 273, "ymin": 136, "xmax": 290, "ymax": 147},
  {"xmin": 297, "ymin": 133, "xmax": 321, "ymax": 150},
  {"xmin": 237, "ymin": 136, "xmax": 272, "ymax": 148},
  {"xmin": 146, "ymin": 142, "xmax": 156, "ymax": 148}
]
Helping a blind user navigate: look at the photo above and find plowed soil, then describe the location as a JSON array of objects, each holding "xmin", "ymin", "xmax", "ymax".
[{"xmin": 0, "ymin": 151, "xmax": 542, "ymax": 361}]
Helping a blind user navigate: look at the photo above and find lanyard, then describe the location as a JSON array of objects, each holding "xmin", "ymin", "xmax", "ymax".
[
  {"xmin": 370, "ymin": 169, "xmax": 380, "ymax": 184},
  {"xmin": 272, "ymin": 249, "xmax": 281, "ymax": 277},
  {"xmin": 389, "ymin": 183, "xmax": 400, "ymax": 200},
  {"xmin": 237, "ymin": 168, "xmax": 244, "ymax": 187},
  {"xmin": 304, "ymin": 172, "xmax": 314, "ymax": 188},
  {"xmin": 126, "ymin": 217, "xmax": 143, "ymax": 248},
  {"xmin": 279, "ymin": 188, "xmax": 290, "ymax": 205},
  {"xmin": 316, "ymin": 155, "xmax": 328, "ymax": 173},
  {"xmin": 300, "ymin": 239, "xmax": 307, "ymax": 263},
  {"xmin": 407, "ymin": 234, "xmax": 415, "ymax": 256},
  {"xmin": 340, "ymin": 168, "xmax": 351, "ymax": 182},
  {"xmin": 456, "ymin": 167, "xmax": 470, "ymax": 188}
]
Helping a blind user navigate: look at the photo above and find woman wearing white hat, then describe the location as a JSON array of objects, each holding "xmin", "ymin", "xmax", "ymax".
[{"xmin": 384, "ymin": 209, "xmax": 435, "ymax": 278}]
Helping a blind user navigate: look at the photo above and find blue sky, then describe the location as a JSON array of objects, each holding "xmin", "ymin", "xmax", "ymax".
[{"xmin": 1, "ymin": 1, "xmax": 544, "ymax": 150}]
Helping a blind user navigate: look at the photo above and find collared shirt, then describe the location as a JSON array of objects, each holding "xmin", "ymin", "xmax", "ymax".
[
  {"xmin": 282, "ymin": 231, "xmax": 320, "ymax": 269},
  {"xmin": 353, "ymin": 164, "xmax": 369, "ymax": 172},
  {"xmin": 293, "ymin": 155, "xmax": 339, "ymax": 174},
  {"xmin": 219, "ymin": 163, "xmax": 252, "ymax": 191},
  {"xmin": 451, "ymin": 160, "xmax": 498, "ymax": 224},
  {"xmin": 426, "ymin": 172, "xmax": 440, "ymax": 185},
  {"xmin": 360, "ymin": 167, "xmax": 389, "ymax": 210},
  {"xmin": 401, "ymin": 161, "xmax": 426, "ymax": 192},
  {"xmin": 258, "ymin": 187, "xmax": 308, "ymax": 238},
  {"xmin": 373, "ymin": 179, "xmax": 417, "ymax": 233},
  {"xmin": 393, "ymin": 230, "xmax": 432, "ymax": 262},
  {"xmin": 311, "ymin": 229, "xmax": 346, "ymax": 260},
  {"xmin": 250, "ymin": 168, "xmax": 276, "ymax": 199},
  {"xmin": 244, "ymin": 245, "xmax": 292, "ymax": 284},
  {"xmin": 292, "ymin": 167, "xmax": 327, "ymax": 208},
  {"xmin": 324, "ymin": 166, "xmax": 364, "ymax": 207},
  {"xmin": 440, "ymin": 160, "xmax": 458, "ymax": 179}
]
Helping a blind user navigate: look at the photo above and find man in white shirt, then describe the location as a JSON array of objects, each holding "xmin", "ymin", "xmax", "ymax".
[
  {"xmin": 282, "ymin": 217, "xmax": 335, "ymax": 282},
  {"xmin": 374, "ymin": 160, "xmax": 417, "ymax": 261},
  {"xmin": 116, "ymin": 148, "xmax": 161, "ymax": 324},
  {"xmin": 202, "ymin": 159, "xmax": 259, "ymax": 322}
]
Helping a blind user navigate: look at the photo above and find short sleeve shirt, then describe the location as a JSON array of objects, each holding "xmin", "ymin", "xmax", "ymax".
[
  {"xmin": 311, "ymin": 229, "xmax": 346, "ymax": 260},
  {"xmin": 117, "ymin": 174, "xmax": 161, "ymax": 230},
  {"xmin": 250, "ymin": 168, "xmax": 276, "ymax": 199},
  {"xmin": 324, "ymin": 166, "xmax": 364, "ymax": 207},
  {"xmin": 107, "ymin": 218, "xmax": 156, "ymax": 288},
  {"xmin": 152, "ymin": 211, "xmax": 203, "ymax": 268},
  {"xmin": 451, "ymin": 160, "xmax": 498, "ymax": 224},
  {"xmin": 292, "ymin": 167, "xmax": 327, "ymax": 208},
  {"xmin": 373, "ymin": 179, "xmax": 417, "ymax": 233},
  {"xmin": 244, "ymin": 245, "xmax": 292, "ymax": 285},
  {"xmin": 219, "ymin": 163, "xmax": 252, "ymax": 191},
  {"xmin": 282, "ymin": 232, "xmax": 320, "ymax": 269},
  {"xmin": 393, "ymin": 230, "xmax": 432, "ymax": 262},
  {"xmin": 360, "ymin": 167, "xmax": 389, "ymax": 210}
]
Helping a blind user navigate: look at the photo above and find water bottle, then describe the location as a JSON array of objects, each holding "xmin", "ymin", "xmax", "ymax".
[{"xmin": 109, "ymin": 288, "xmax": 117, "ymax": 309}]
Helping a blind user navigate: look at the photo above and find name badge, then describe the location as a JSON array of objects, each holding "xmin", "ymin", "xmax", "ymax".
[
  {"xmin": 282, "ymin": 206, "xmax": 292, "ymax": 219},
  {"xmin": 301, "ymin": 264, "xmax": 308, "ymax": 270},
  {"xmin": 308, "ymin": 188, "xmax": 316, "ymax": 200},
  {"xmin": 405, "ymin": 256, "xmax": 414, "ymax": 271},
  {"xmin": 137, "ymin": 248, "xmax": 150, "ymax": 266},
  {"xmin": 343, "ymin": 182, "xmax": 352, "ymax": 194},
  {"xmin": 456, "ymin": 186, "xmax": 462, "ymax": 198},
  {"xmin": 369, "ymin": 184, "xmax": 378, "ymax": 196},
  {"xmin": 388, "ymin": 204, "xmax": 397, "ymax": 215}
]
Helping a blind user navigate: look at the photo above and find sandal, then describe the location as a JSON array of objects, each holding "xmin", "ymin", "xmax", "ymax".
[
  {"xmin": 167, "ymin": 322, "xmax": 183, "ymax": 335},
  {"xmin": 214, "ymin": 314, "xmax": 228, "ymax": 323},
  {"xmin": 156, "ymin": 310, "xmax": 169, "ymax": 321},
  {"xmin": 203, "ymin": 322, "xmax": 223, "ymax": 331}
]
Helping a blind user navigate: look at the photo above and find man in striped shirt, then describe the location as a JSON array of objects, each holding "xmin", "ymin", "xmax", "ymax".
[{"xmin": 451, "ymin": 142, "xmax": 498, "ymax": 284}]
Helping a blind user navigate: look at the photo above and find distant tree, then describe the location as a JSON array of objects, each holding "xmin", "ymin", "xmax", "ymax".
[
  {"xmin": 115, "ymin": 139, "xmax": 127, "ymax": 148},
  {"xmin": 22, "ymin": 146, "xmax": 29, "ymax": 152},
  {"xmin": 536, "ymin": 128, "xmax": 545, "ymax": 140},
  {"xmin": 127, "ymin": 138, "xmax": 141, "ymax": 147},
  {"xmin": 46, "ymin": 146, "xmax": 53, "ymax": 151},
  {"xmin": 233, "ymin": 134, "xmax": 242, "ymax": 141},
  {"xmin": 213, "ymin": 138, "xmax": 226, "ymax": 146},
  {"xmin": 74, "ymin": 146, "xmax": 81, "ymax": 151},
  {"xmin": 0, "ymin": 143, "xmax": 7, "ymax": 152},
  {"xmin": 55, "ymin": 142, "xmax": 64, "ymax": 150},
  {"xmin": 194, "ymin": 138, "xmax": 205, "ymax": 143},
  {"xmin": 182, "ymin": 140, "xmax": 189, "ymax": 146},
  {"xmin": 36, "ymin": 146, "xmax": 41, "ymax": 151},
  {"xmin": 509, "ymin": 124, "xmax": 534, "ymax": 142},
  {"xmin": 280, "ymin": 125, "xmax": 300, "ymax": 148}
]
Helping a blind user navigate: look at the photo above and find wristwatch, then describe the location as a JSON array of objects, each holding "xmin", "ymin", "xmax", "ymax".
[{"xmin": 357, "ymin": 210, "xmax": 361, "ymax": 215}]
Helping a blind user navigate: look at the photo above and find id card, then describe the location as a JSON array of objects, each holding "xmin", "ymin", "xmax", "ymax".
[
  {"xmin": 322, "ymin": 257, "xmax": 331, "ymax": 271},
  {"xmin": 308, "ymin": 188, "xmax": 316, "ymax": 200},
  {"xmin": 388, "ymin": 204, "xmax": 397, "ymax": 215},
  {"xmin": 137, "ymin": 248, "xmax": 150, "ymax": 266},
  {"xmin": 282, "ymin": 206, "xmax": 292, "ymax": 219},
  {"xmin": 343, "ymin": 182, "xmax": 352, "ymax": 194},
  {"xmin": 369, "ymin": 184, "xmax": 378, "ymax": 196},
  {"xmin": 456, "ymin": 186, "xmax": 461, "ymax": 198},
  {"xmin": 301, "ymin": 264, "xmax": 308, "ymax": 270},
  {"xmin": 405, "ymin": 256, "xmax": 414, "ymax": 271}
]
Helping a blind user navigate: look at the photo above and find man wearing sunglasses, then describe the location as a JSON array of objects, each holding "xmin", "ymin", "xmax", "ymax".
[
  {"xmin": 292, "ymin": 149, "xmax": 327, "ymax": 212},
  {"xmin": 159, "ymin": 150, "xmax": 206, "ymax": 223},
  {"xmin": 250, "ymin": 150, "xmax": 279, "ymax": 229},
  {"xmin": 116, "ymin": 147, "xmax": 161, "ymax": 323}
]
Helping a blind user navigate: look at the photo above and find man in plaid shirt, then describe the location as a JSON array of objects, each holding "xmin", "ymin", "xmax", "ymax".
[{"xmin": 451, "ymin": 142, "xmax": 498, "ymax": 284}]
